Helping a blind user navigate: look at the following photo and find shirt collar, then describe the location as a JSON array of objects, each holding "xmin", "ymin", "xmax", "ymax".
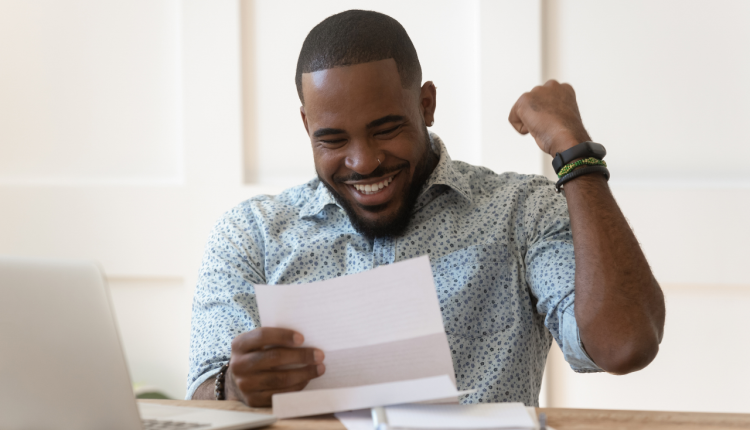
[
  {"xmin": 419, "ymin": 133, "xmax": 473, "ymax": 203},
  {"xmin": 299, "ymin": 180, "xmax": 339, "ymax": 219},
  {"xmin": 299, "ymin": 133, "xmax": 472, "ymax": 219}
]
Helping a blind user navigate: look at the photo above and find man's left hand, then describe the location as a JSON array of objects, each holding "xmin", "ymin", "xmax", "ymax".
[{"xmin": 508, "ymin": 79, "xmax": 591, "ymax": 156}]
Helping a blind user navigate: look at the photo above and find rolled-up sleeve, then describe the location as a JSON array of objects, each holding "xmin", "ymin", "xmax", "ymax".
[
  {"xmin": 522, "ymin": 181, "xmax": 602, "ymax": 373},
  {"xmin": 186, "ymin": 204, "xmax": 267, "ymax": 399},
  {"xmin": 559, "ymin": 301, "xmax": 601, "ymax": 372}
]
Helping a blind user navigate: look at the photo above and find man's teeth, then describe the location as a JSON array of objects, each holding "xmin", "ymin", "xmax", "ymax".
[{"xmin": 353, "ymin": 176, "xmax": 394, "ymax": 195}]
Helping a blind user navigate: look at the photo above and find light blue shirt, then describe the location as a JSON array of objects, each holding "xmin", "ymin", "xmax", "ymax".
[{"xmin": 187, "ymin": 134, "xmax": 602, "ymax": 404}]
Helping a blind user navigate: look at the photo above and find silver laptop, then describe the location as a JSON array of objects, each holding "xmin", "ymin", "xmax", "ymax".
[{"xmin": 0, "ymin": 256, "xmax": 276, "ymax": 430}]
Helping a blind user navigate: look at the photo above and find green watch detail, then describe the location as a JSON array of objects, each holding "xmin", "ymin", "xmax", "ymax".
[{"xmin": 557, "ymin": 157, "xmax": 607, "ymax": 178}]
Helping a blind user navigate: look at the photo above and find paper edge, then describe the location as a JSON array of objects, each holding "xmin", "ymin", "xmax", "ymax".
[{"xmin": 272, "ymin": 375, "xmax": 458, "ymax": 419}]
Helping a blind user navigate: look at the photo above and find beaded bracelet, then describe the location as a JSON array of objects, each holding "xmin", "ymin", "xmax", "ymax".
[
  {"xmin": 215, "ymin": 361, "xmax": 230, "ymax": 400},
  {"xmin": 555, "ymin": 165, "xmax": 610, "ymax": 193},
  {"xmin": 557, "ymin": 157, "xmax": 607, "ymax": 178}
]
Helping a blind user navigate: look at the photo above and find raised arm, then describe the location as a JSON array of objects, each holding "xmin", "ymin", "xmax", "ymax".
[{"xmin": 509, "ymin": 80, "xmax": 665, "ymax": 374}]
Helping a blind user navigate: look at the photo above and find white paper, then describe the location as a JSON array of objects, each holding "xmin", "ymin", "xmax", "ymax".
[
  {"xmin": 336, "ymin": 405, "xmax": 542, "ymax": 430},
  {"xmin": 256, "ymin": 255, "xmax": 446, "ymax": 352},
  {"xmin": 386, "ymin": 403, "xmax": 535, "ymax": 429},
  {"xmin": 335, "ymin": 409, "xmax": 373, "ymax": 430},
  {"xmin": 255, "ymin": 256, "xmax": 458, "ymax": 418},
  {"xmin": 272, "ymin": 375, "xmax": 459, "ymax": 419},
  {"xmin": 336, "ymin": 404, "xmax": 552, "ymax": 430},
  {"xmin": 305, "ymin": 332, "xmax": 453, "ymax": 390}
]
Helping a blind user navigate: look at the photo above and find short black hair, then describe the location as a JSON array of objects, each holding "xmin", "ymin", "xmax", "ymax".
[{"xmin": 295, "ymin": 10, "xmax": 422, "ymax": 103}]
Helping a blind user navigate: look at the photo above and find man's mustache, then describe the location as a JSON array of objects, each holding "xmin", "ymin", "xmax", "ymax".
[{"xmin": 333, "ymin": 162, "xmax": 409, "ymax": 183}]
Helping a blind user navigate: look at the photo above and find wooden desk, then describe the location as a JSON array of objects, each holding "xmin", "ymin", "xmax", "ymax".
[{"xmin": 139, "ymin": 399, "xmax": 750, "ymax": 430}]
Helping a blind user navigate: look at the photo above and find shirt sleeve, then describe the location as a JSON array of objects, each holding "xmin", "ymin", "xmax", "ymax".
[
  {"xmin": 521, "ymin": 178, "xmax": 603, "ymax": 373},
  {"xmin": 186, "ymin": 203, "xmax": 267, "ymax": 399}
]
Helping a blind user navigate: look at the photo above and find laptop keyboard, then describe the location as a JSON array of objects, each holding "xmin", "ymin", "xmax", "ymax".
[{"xmin": 142, "ymin": 419, "xmax": 211, "ymax": 429}]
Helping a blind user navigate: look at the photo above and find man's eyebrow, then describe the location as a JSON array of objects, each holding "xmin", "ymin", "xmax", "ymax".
[
  {"xmin": 366, "ymin": 114, "xmax": 407, "ymax": 129},
  {"xmin": 312, "ymin": 115, "xmax": 407, "ymax": 138},
  {"xmin": 313, "ymin": 127, "xmax": 346, "ymax": 138}
]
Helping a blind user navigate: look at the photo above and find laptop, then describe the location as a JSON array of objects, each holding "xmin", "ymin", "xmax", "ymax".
[{"xmin": 0, "ymin": 256, "xmax": 276, "ymax": 430}]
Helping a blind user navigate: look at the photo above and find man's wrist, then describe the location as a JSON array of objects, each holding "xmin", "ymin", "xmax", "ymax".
[
  {"xmin": 560, "ymin": 171, "xmax": 609, "ymax": 194},
  {"xmin": 547, "ymin": 131, "xmax": 591, "ymax": 157}
]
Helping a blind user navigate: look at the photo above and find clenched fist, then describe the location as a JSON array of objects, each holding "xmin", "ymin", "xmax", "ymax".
[{"xmin": 508, "ymin": 80, "xmax": 591, "ymax": 156}]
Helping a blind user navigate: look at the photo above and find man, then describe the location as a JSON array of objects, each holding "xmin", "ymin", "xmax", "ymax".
[{"xmin": 188, "ymin": 10, "xmax": 665, "ymax": 406}]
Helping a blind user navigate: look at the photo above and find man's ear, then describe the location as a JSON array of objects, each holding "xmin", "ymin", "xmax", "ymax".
[
  {"xmin": 419, "ymin": 81, "xmax": 437, "ymax": 127},
  {"xmin": 300, "ymin": 106, "xmax": 309, "ymax": 135}
]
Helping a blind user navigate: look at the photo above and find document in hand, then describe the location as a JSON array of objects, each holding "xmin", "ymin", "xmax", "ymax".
[{"xmin": 255, "ymin": 255, "xmax": 458, "ymax": 419}]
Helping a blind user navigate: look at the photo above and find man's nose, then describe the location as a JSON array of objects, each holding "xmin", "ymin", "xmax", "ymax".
[{"xmin": 344, "ymin": 139, "xmax": 382, "ymax": 175}]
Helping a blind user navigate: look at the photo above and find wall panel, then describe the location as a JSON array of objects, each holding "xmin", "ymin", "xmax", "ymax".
[
  {"xmin": 544, "ymin": 0, "xmax": 750, "ymax": 182},
  {"xmin": 108, "ymin": 278, "xmax": 190, "ymax": 400},
  {"xmin": 479, "ymin": 0, "xmax": 544, "ymax": 177},
  {"xmin": 546, "ymin": 285, "xmax": 750, "ymax": 413},
  {"xmin": 0, "ymin": 0, "xmax": 183, "ymax": 184}
]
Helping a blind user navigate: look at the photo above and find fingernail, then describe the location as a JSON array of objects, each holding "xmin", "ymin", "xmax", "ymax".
[
  {"xmin": 317, "ymin": 364, "xmax": 325, "ymax": 375},
  {"xmin": 313, "ymin": 349, "xmax": 324, "ymax": 363},
  {"xmin": 293, "ymin": 333, "xmax": 304, "ymax": 345}
]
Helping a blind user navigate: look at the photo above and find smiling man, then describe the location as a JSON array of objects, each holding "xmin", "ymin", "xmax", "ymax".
[
  {"xmin": 188, "ymin": 10, "xmax": 665, "ymax": 406},
  {"xmin": 301, "ymin": 57, "xmax": 439, "ymax": 240}
]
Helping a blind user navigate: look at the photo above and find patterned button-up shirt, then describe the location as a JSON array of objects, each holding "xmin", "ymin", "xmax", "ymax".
[{"xmin": 187, "ymin": 134, "xmax": 602, "ymax": 405}]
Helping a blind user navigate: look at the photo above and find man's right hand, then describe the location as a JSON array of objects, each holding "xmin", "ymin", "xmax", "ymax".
[{"xmin": 225, "ymin": 327, "xmax": 325, "ymax": 406}]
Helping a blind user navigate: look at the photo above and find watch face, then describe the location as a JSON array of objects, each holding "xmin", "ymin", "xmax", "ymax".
[
  {"xmin": 552, "ymin": 141, "xmax": 606, "ymax": 174},
  {"xmin": 587, "ymin": 142, "xmax": 607, "ymax": 159}
]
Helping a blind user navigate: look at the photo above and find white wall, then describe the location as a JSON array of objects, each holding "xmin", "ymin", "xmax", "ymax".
[
  {"xmin": 0, "ymin": 1, "xmax": 183, "ymax": 185},
  {"xmin": 546, "ymin": 285, "xmax": 750, "ymax": 413}
]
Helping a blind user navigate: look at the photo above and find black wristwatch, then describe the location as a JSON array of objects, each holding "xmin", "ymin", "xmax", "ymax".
[{"xmin": 551, "ymin": 141, "xmax": 607, "ymax": 174}]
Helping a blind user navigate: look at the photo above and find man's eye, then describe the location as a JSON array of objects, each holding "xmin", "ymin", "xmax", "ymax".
[
  {"xmin": 320, "ymin": 138, "xmax": 346, "ymax": 145},
  {"xmin": 376, "ymin": 125, "xmax": 402, "ymax": 136}
]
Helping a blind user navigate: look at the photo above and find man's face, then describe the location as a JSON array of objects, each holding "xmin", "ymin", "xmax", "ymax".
[{"xmin": 300, "ymin": 59, "xmax": 437, "ymax": 239}]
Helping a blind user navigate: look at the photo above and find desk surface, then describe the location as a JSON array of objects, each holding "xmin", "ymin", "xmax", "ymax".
[{"xmin": 139, "ymin": 399, "xmax": 750, "ymax": 430}]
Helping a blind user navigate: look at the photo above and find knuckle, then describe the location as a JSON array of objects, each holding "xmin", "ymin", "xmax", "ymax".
[
  {"xmin": 244, "ymin": 351, "xmax": 263, "ymax": 369},
  {"xmin": 230, "ymin": 333, "xmax": 244, "ymax": 350}
]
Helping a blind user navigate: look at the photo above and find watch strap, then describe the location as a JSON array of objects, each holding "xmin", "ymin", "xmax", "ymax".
[
  {"xmin": 555, "ymin": 165, "xmax": 610, "ymax": 193},
  {"xmin": 552, "ymin": 141, "xmax": 607, "ymax": 174}
]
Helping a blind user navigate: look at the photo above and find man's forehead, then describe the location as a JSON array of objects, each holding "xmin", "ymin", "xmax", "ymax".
[{"xmin": 300, "ymin": 58, "xmax": 403, "ymax": 102}]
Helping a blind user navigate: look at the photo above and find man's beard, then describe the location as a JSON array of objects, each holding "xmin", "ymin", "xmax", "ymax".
[{"xmin": 319, "ymin": 131, "xmax": 440, "ymax": 241}]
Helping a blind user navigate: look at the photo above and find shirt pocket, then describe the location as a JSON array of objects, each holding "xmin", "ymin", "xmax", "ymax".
[{"xmin": 431, "ymin": 243, "xmax": 516, "ymax": 340}]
